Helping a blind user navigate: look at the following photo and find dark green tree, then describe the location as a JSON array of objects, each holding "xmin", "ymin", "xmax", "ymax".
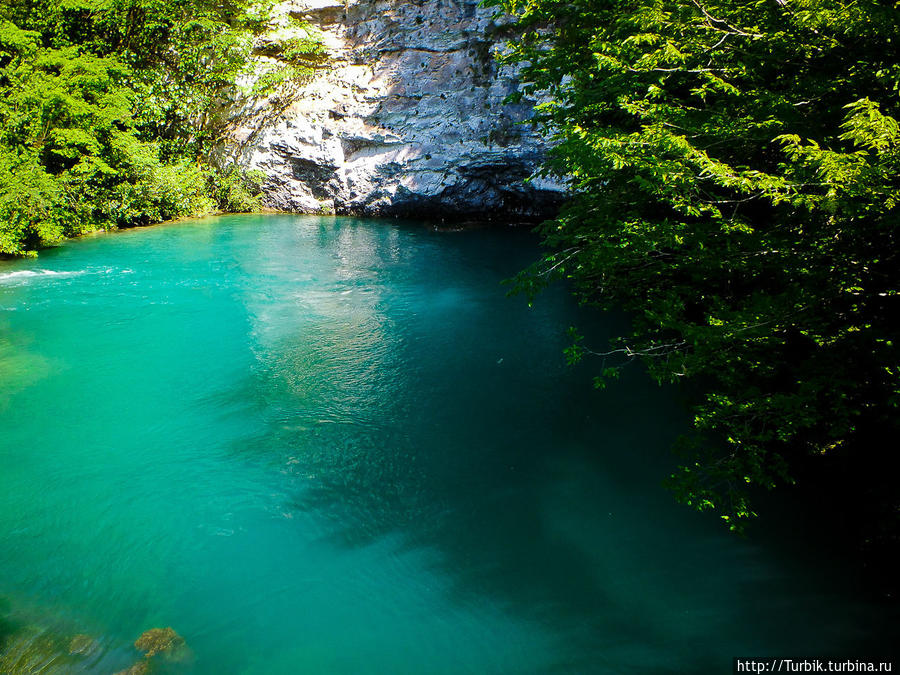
[
  {"xmin": 0, "ymin": 20, "xmax": 210, "ymax": 253},
  {"xmin": 491, "ymin": 0, "xmax": 900, "ymax": 528}
]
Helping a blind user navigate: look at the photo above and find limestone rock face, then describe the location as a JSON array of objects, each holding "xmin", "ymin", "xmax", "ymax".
[{"xmin": 230, "ymin": 0, "xmax": 565, "ymax": 219}]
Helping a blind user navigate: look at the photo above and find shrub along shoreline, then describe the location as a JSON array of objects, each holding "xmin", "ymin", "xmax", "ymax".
[{"xmin": 0, "ymin": 0, "xmax": 323, "ymax": 256}]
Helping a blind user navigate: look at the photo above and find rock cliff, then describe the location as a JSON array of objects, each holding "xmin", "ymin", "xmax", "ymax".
[{"xmin": 227, "ymin": 0, "xmax": 565, "ymax": 220}]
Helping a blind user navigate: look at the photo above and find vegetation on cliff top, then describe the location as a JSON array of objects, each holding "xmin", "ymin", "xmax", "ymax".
[
  {"xmin": 0, "ymin": 0, "xmax": 323, "ymax": 256},
  {"xmin": 492, "ymin": 0, "xmax": 900, "ymax": 532}
]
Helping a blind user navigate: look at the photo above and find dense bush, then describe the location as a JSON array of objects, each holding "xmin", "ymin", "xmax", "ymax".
[
  {"xmin": 492, "ymin": 0, "xmax": 900, "ymax": 528},
  {"xmin": 0, "ymin": 0, "xmax": 322, "ymax": 255}
]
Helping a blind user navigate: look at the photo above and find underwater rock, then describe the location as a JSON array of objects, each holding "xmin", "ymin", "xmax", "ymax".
[
  {"xmin": 134, "ymin": 627, "xmax": 184, "ymax": 657},
  {"xmin": 0, "ymin": 626, "xmax": 71, "ymax": 674},
  {"xmin": 68, "ymin": 633, "xmax": 96, "ymax": 655},
  {"xmin": 113, "ymin": 659, "xmax": 150, "ymax": 675}
]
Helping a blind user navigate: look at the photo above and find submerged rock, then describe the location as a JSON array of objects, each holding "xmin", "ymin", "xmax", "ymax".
[
  {"xmin": 67, "ymin": 633, "xmax": 97, "ymax": 655},
  {"xmin": 0, "ymin": 626, "xmax": 75, "ymax": 674},
  {"xmin": 113, "ymin": 659, "xmax": 150, "ymax": 675},
  {"xmin": 134, "ymin": 627, "xmax": 185, "ymax": 658}
]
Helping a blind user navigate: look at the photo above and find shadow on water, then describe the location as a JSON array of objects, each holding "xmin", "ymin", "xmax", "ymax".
[
  {"xmin": 0, "ymin": 597, "xmax": 16, "ymax": 645},
  {"xmin": 209, "ymin": 218, "xmax": 894, "ymax": 672}
]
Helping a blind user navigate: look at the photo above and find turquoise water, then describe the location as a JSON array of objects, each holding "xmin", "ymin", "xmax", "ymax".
[{"xmin": 0, "ymin": 215, "xmax": 892, "ymax": 673}]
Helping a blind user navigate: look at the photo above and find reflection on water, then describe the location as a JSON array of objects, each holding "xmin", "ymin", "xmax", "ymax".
[{"xmin": 0, "ymin": 215, "xmax": 894, "ymax": 673}]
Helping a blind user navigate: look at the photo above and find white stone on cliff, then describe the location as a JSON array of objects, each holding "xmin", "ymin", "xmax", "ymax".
[{"xmin": 226, "ymin": 0, "xmax": 565, "ymax": 219}]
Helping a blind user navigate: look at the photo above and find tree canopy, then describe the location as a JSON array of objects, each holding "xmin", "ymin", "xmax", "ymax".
[
  {"xmin": 491, "ymin": 0, "xmax": 900, "ymax": 528},
  {"xmin": 0, "ymin": 0, "xmax": 323, "ymax": 255}
]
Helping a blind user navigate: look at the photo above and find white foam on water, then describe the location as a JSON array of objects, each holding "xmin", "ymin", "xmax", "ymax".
[
  {"xmin": 0, "ymin": 267, "xmax": 124, "ymax": 284},
  {"xmin": 0, "ymin": 269, "xmax": 84, "ymax": 281}
]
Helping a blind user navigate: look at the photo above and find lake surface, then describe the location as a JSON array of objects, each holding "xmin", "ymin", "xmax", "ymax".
[{"xmin": 0, "ymin": 215, "xmax": 893, "ymax": 673}]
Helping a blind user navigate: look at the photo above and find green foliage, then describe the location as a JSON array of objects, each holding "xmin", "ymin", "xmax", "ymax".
[
  {"xmin": 280, "ymin": 33, "xmax": 327, "ymax": 65},
  {"xmin": 0, "ymin": 0, "xmax": 322, "ymax": 255},
  {"xmin": 208, "ymin": 164, "xmax": 265, "ymax": 212},
  {"xmin": 249, "ymin": 26, "xmax": 328, "ymax": 98},
  {"xmin": 492, "ymin": 0, "xmax": 900, "ymax": 528},
  {"xmin": 0, "ymin": 19, "xmax": 200, "ymax": 254}
]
